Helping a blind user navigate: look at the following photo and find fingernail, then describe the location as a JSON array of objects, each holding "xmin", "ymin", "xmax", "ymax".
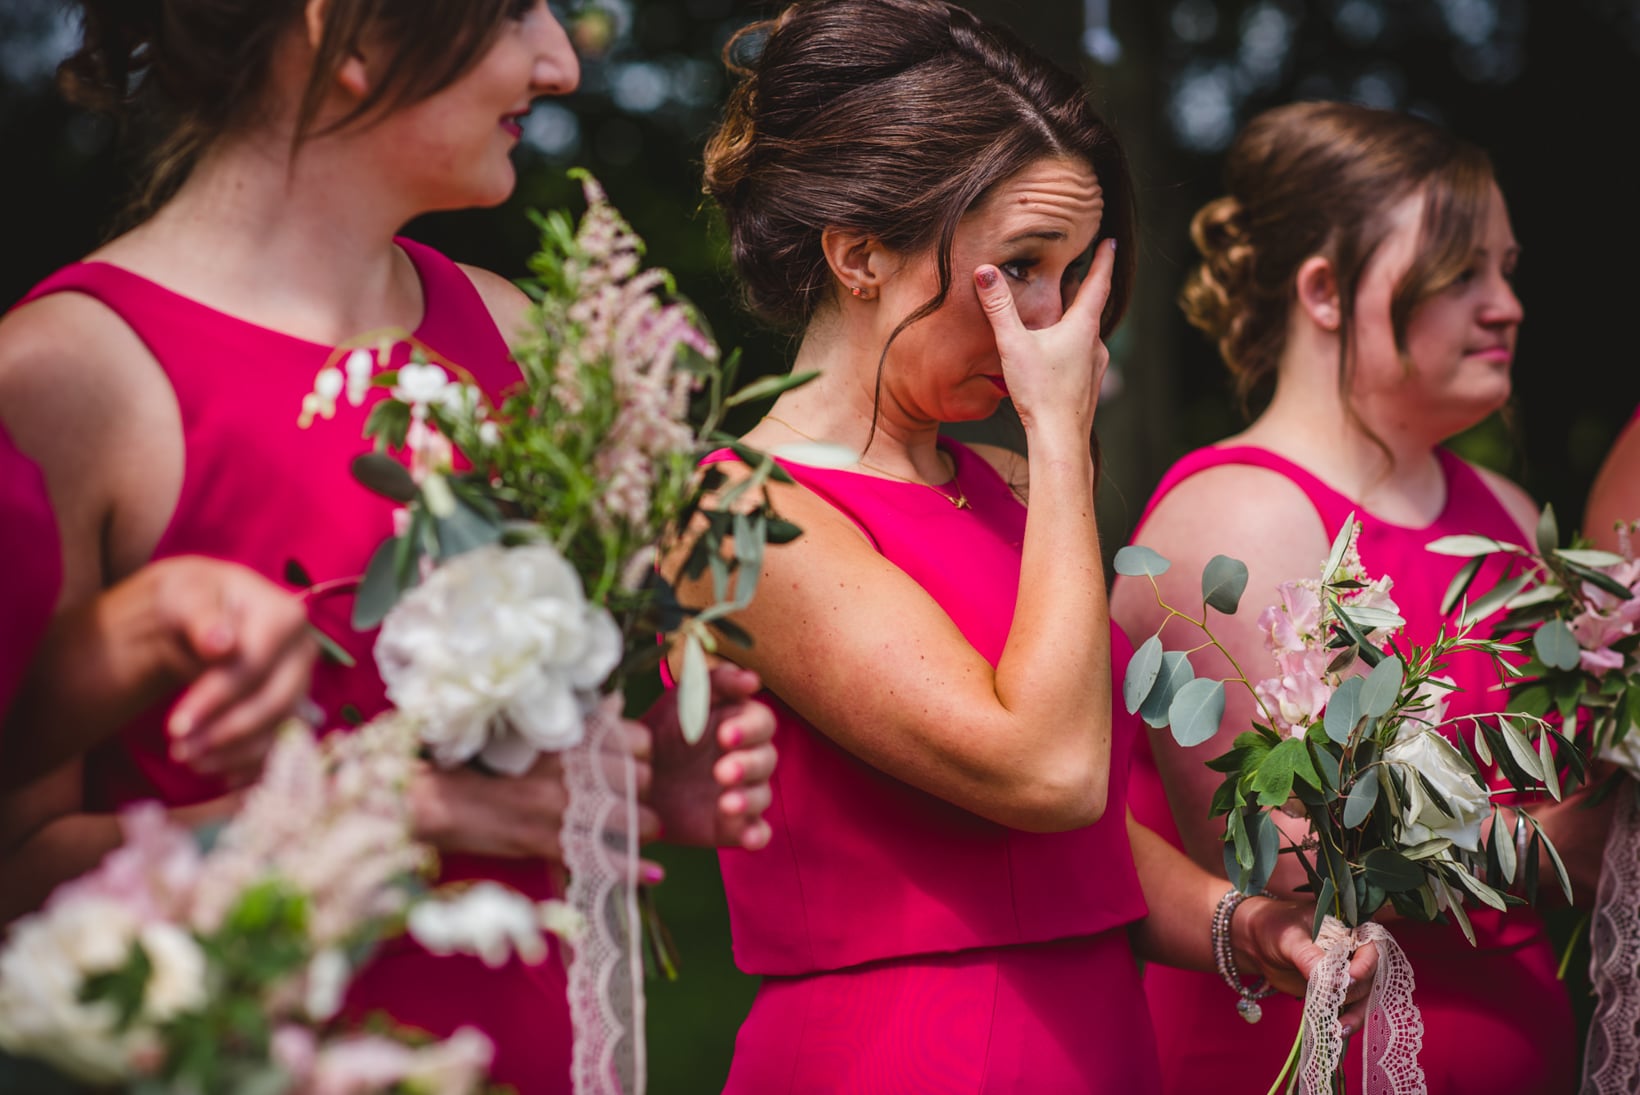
[
  {"xmin": 725, "ymin": 724, "xmax": 744, "ymax": 748},
  {"xmin": 642, "ymin": 863, "xmax": 666, "ymax": 885},
  {"xmin": 976, "ymin": 267, "xmax": 998, "ymax": 289},
  {"xmin": 724, "ymin": 760, "xmax": 743, "ymax": 784},
  {"xmin": 169, "ymin": 714, "xmax": 192, "ymax": 739},
  {"xmin": 1107, "ymin": 238, "xmax": 1118, "ymax": 253},
  {"xmin": 723, "ymin": 791, "xmax": 746, "ymax": 815}
]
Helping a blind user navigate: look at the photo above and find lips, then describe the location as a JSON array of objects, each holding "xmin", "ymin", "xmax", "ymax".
[
  {"xmin": 985, "ymin": 375, "xmax": 1009, "ymax": 395},
  {"xmin": 500, "ymin": 112, "xmax": 527, "ymax": 139},
  {"xmin": 1468, "ymin": 346, "xmax": 1512, "ymax": 364}
]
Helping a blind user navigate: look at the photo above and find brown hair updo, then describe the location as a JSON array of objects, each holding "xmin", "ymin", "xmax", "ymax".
[
  {"xmin": 1181, "ymin": 100, "xmax": 1497, "ymax": 413},
  {"xmin": 702, "ymin": 0, "xmax": 1135, "ymax": 342},
  {"xmin": 59, "ymin": 0, "xmax": 528, "ymax": 217}
]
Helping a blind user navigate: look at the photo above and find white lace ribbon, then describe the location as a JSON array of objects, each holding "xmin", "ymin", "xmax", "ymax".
[
  {"xmin": 1298, "ymin": 918, "xmax": 1426, "ymax": 1095},
  {"xmin": 561, "ymin": 699, "xmax": 646, "ymax": 1095},
  {"xmin": 1582, "ymin": 777, "xmax": 1640, "ymax": 1094}
]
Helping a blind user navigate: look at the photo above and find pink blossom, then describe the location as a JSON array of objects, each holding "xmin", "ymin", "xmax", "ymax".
[
  {"xmin": 54, "ymin": 803, "xmax": 201, "ymax": 926},
  {"xmin": 1255, "ymin": 648, "xmax": 1337, "ymax": 735},
  {"xmin": 1258, "ymin": 581, "xmax": 1323, "ymax": 656}
]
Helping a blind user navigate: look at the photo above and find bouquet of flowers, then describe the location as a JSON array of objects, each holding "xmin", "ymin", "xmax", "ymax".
[
  {"xmin": 298, "ymin": 171, "xmax": 805, "ymax": 1095},
  {"xmin": 0, "ymin": 720, "xmax": 575, "ymax": 1095},
  {"xmin": 1430, "ymin": 507, "xmax": 1640, "ymax": 1093},
  {"xmin": 1119, "ymin": 515, "xmax": 1572, "ymax": 1095}
]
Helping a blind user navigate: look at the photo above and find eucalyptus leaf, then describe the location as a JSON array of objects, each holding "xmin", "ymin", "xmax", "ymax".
[
  {"xmin": 1123, "ymin": 635, "xmax": 1164, "ymax": 715},
  {"xmin": 1140, "ymin": 651, "xmax": 1195, "ymax": 729},
  {"xmin": 1324, "ymin": 676, "xmax": 1366, "ymax": 743},
  {"xmin": 677, "ymin": 632, "xmax": 711, "ymax": 745},
  {"xmin": 1459, "ymin": 573, "xmax": 1531, "ymax": 626},
  {"xmin": 1359, "ymin": 655, "xmax": 1405, "ymax": 718},
  {"xmin": 1201, "ymin": 555, "xmax": 1250, "ymax": 615},
  {"xmin": 1424, "ymin": 534, "xmax": 1515, "ymax": 558},
  {"xmin": 434, "ymin": 499, "xmax": 504, "ymax": 559},
  {"xmin": 350, "ymin": 452, "xmax": 418, "ymax": 503},
  {"xmin": 1168, "ymin": 678, "xmax": 1227, "ymax": 747},
  {"xmin": 1362, "ymin": 847, "xmax": 1424, "ymax": 892},
  {"xmin": 1343, "ymin": 773, "xmax": 1380, "ymax": 827},
  {"xmin": 1314, "ymin": 877, "xmax": 1337, "ymax": 938},
  {"xmin": 1533, "ymin": 619, "xmax": 1582, "ymax": 672},
  {"xmin": 352, "ymin": 535, "xmax": 408, "ymax": 631},
  {"xmin": 1249, "ymin": 810, "xmax": 1280, "ymax": 893},
  {"xmin": 1114, "ymin": 544, "xmax": 1172, "ymax": 578}
]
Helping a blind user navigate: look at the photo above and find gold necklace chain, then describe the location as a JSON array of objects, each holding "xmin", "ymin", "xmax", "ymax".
[{"xmin": 761, "ymin": 414, "xmax": 971, "ymax": 509}]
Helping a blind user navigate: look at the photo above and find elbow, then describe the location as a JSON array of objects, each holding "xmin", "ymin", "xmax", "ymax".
[{"xmin": 999, "ymin": 756, "xmax": 1110, "ymax": 833}]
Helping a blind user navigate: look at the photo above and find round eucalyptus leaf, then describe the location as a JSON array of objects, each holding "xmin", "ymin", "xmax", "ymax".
[
  {"xmin": 1360, "ymin": 655, "xmax": 1405, "ymax": 718},
  {"xmin": 1123, "ymin": 635, "xmax": 1165, "ymax": 715},
  {"xmin": 1168, "ymin": 677, "xmax": 1226, "ymax": 747},
  {"xmin": 1201, "ymin": 555, "xmax": 1250, "ymax": 615},
  {"xmin": 1533, "ymin": 619, "xmax": 1582, "ymax": 672},
  {"xmin": 1140, "ymin": 651, "xmax": 1196, "ymax": 729},
  {"xmin": 1323, "ymin": 676, "xmax": 1366, "ymax": 743},
  {"xmin": 1342, "ymin": 772, "xmax": 1381, "ymax": 828},
  {"xmin": 1114, "ymin": 544, "xmax": 1172, "ymax": 578}
]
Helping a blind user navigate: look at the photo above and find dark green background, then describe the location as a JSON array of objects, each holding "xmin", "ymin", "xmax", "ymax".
[{"xmin": 3, "ymin": 0, "xmax": 1634, "ymax": 1090}]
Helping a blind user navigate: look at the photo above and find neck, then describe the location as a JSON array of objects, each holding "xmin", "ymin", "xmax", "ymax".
[
  {"xmin": 1239, "ymin": 350, "xmax": 1450, "ymax": 523},
  {"xmin": 101, "ymin": 128, "xmax": 427, "ymax": 345},
  {"xmin": 759, "ymin": 323, "xmax": 948, "ymax": 483}
]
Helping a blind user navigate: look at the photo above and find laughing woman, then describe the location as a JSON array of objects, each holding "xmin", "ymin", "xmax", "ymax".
[{"xmin": 0, "ymin": 3, "xmax": 780, "ymax": 1090}]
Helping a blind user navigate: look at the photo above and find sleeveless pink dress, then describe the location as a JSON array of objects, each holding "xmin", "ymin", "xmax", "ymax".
[
  {"xmin": 0, "ymin": 423, "xmax": 62, "ymax": 728},
  {"xmin": 18, "ymin": 244, "xmax": 570, "ymax": 1093},
  {"xmin": 1127, "ymin": 445, "xmax": 1576, "ymax": 1095},
  {"xmin": 711, "ymin": 439, "xmax": 1161, "ymax": 1094}
]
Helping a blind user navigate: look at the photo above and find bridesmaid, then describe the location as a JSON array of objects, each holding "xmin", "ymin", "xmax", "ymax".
[
  {"xmin": 673, "ymin": 4, "xmax": 1373, "ymax": 1092},
  {"xmin": 1112, "ymin": 100, "xmax": 1606, "ymax": 1094},
  {"xmin": 0, "ymin": 2, "xmax": 779, "ymax": 1090},
  {"xmin": 1, "ymin": 420, "xmax": 316, "ymax": 788}
]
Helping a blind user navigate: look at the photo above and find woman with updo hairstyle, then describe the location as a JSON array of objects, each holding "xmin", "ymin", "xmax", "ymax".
[
  {"xmin": 680, "ymin": 4, "xmax": 1374, "ymax": 1091},
  {"xmin": 0, "ymin": 2, "xmax": 784, "ymax": 1090},
  {"xmin": 1113, "ymin": 99, "xmax": 1608, "ymax": 1093}
]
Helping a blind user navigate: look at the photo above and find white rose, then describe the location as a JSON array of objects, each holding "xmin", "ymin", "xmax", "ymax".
[
  {"xmin": 376, "ymin": 543, "xmax": 621, "ymax": 774},
  {"xmin": 137, "ymin": 922, "xmax": 207, "ymax": 1021},
  {"xmin": 1382, "ymin": 727, "xmax": 1491, "ymax": 851},
  {"xmin": 0, "ymin": 897, "xmax": 149, "ymax": 1083},
  {"xmin": 1600, "ymin": 733, "xmax": 1640, "ymax": 782},
  {"xmin": 407, "ymin": 882, "xmax": 549, "ymax": 969}
]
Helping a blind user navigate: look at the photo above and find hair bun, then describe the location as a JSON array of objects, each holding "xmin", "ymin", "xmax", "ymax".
[{"xmin": 1180, "ymin": 195, "xmax": 1255, "ymax": 353}]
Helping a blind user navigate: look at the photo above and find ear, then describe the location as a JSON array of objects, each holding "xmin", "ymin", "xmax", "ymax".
[
  {"xmin": 819, "ymin": 227, "xmax": 895, "ymax": 302},
  {"xmin": 305, "ymin": 0, "xmax": 371, "ymax": 99},
  {"xmin": 1295, "ymin": 255, "xmax": 1341, "ymax": 332}
]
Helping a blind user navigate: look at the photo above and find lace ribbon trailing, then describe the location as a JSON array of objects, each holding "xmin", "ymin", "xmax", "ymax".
[
  {"xmin": 1583, "ymin": 778, "xmax": 1640, "ymax": 1094},
  {"xmin": 562, "ymin": 699, "xmax": 646, "ymax": 1095},
  {"xmin": 1299, "ymin": 918, "xmax": 1426, "ymax": 1095}
]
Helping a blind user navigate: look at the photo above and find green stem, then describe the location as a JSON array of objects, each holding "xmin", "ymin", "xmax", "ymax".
[{"xmin": 1266, "ymin": 1018, "xmax": 1304, "ymax": 1095}]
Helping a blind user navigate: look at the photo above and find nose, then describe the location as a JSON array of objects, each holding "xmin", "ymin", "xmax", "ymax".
[
  {"xmin": 1483, "ymin": 273, "xmax": 1524, "ymax": 328},
  {"xmin": 532, "ymin": 8, "xmax": 582, "ymax": 96}
]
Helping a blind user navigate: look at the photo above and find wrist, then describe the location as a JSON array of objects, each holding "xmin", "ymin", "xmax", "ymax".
[{"xmin": 1218, "ymin": 888, "xmax": 1277, "ymax": 1023}]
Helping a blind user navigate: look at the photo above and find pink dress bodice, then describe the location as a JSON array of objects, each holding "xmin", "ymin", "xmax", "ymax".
[
  {"xmin": 18, "ymin": 244, "xmax": 571, "ymax": 1092},
  {"xmin": 715, "ymin": 438, "xmax": 1148, "ymax": 974},
  {"xmin": 0, "ymin": 423, "xmax": 62, "ymax": 725},
  {"xmin": 1127, "ymin": 443, "xmax": 1575, "ymax": 1095}
]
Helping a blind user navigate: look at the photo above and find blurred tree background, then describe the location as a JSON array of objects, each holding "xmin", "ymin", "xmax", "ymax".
[{"xmin": 3, "ymin": 0, "xmax": 1636, "ymax": 1090}]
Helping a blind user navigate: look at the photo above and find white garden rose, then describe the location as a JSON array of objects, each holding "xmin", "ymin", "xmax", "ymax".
[
  {"xmin": 407, "ymin": 881, "xmax": 550, "ymax": 969},
  {"xmin": 0, "ymin": 896, "xmax": 151, "ymax": 1083},
  {"xmin": 136, "ymin": 922, "xmax": 208, "ymax": 1021},
  {"xmin": 1600, "ymin": 732, "xmax": 1640, "ymax": 782},
  {"xmin": 1382, "ymin": 726, "xmax": 1491, "ymax": 851},
  {"xmin": 375, "ymin": 542, "xmax": 621, "ymax": 774}
]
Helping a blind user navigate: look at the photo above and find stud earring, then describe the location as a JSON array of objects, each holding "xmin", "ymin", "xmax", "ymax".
[{"xmin": 851, "ymin": 285, "xmax": 863, "ymax": 297}]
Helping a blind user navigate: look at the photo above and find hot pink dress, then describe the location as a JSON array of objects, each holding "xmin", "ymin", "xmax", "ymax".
[
  {"xmin": 1126, "ymin": 445, "xmax": 1576, "ymax": 1095},
  {"xmin": 711, "ymin": 439, "xmax": 1161, "ymax": 1094},
  {"xmin": 0, "ymin": 423, "xmax": 62, "ymax": 726},
  {"xmin": 19, "ymin": 244, "xmax": 570, "ymax": 1093}
]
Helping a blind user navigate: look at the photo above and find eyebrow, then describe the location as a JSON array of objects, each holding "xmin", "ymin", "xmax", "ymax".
[{"xmin": 1004, "ymin": 229, "xmax": 1068, "ymax": 244}]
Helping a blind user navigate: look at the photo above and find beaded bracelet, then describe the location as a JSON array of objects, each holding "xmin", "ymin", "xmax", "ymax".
[{"xmin": 1212, "ymin": 887, "xmax": 1275, "ymax": 1024}]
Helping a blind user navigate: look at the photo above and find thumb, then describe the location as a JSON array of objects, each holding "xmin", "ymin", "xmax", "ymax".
[{"xmin": 973, "ymin": 266, "xmax": 1025, "ymax": 347}]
